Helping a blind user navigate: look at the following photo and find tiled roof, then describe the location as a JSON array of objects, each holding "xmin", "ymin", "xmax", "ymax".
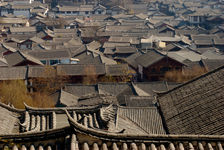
[
  {"xmin": 0, "ymin": 66, "xmax": 27, "ymax": 80},
  {"xmin": 0, "ymin": 103, "xmax": 21, "ymax": 134},
  {"xmin": 27, "ymin": 50, "xmax": 71, "ymax": 60},
  {"xmin": 124, "ymin": 52, "xmax": 142, "ymax": 69},
  {"xmin": 56, "ymin": 64, "xmax": 106, "ymax": 76},
  {"xmin": 202, "ymin": 59, "xmax": 224, "ymax": 71},
  {"xmin": 135, "ymin": 50, "xmax": 164, "ymax": 68},
  {"xmin": 5, "ymin": 51, "xmax": 43, "ymax": 66},
  {"xmin": 103, "ymin": 42, "xmax": 130, "ymax": 48},
  {"xmin": 59, "ymin": 90, "xmax": 79, "ymax": 106},
  {"xmin": 105, "ymin": 64, "xmax": 129, "ymax": 76},
  {"xmin": 115, "ymin": 46, "xmax": 138, "ymax": 54},
  {"xmin": 118, "ymin": 106, "xmax": 166, "ymax": 134},
  {"xmin": 159, "ymin": 65, "xmax": 224, "ymax": 135},
  {"xmin": 10, "ymin": 27, "xmax": 36, "ymax": 33}
]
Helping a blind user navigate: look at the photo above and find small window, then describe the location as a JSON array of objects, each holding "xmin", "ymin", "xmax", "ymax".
[
  {"xmin": 199, "ymin": 16, "xmax": 203, "ymax": 22},
  {"xmin": 60, "ymin": 59, "xmax": 70, "ymax": 64},
  {"xmin": 71, "ymin": 61, "xmax": 78, "ymax": 64},
  {"xmin": 41, "ymin": 60, "xmax": 46, "ymax": 64},
  {"xmin": 175, "ymin": 67, "xmax": 181, "ymax": 70},
  {"xmin": 27, "ymin": 44, "xmax": 32, "ymax": 49},
  {"xmin": 151, "ymin": 68, "xmax": 156, "ymax": 73},
  {"xmin": 160, "ymin": 67, "xmax": 170, "ymax": 73},
  {"xmin": 85, "ymin": 11, "xmax": 89, "ymax": 14},
  {"xmin": 50, "ymin": 60, "xmax": 59, "ymax": 65},
  {"xmin": 72, "ymin": 11, "xmax": 77, "ymax": 14},
  {"xmin": 193, "ymin": 16, "xmax": 198, "ymax": 22}
]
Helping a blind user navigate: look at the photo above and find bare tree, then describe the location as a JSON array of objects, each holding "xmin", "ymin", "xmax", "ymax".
[
  {"xmin": 0, "ymin": 80, "xmax": 55, "ymax": 109},
  {"xmin": 32, "ymin": 66, "xmax": 68, "ymax": 94},
  {"xmin": 164, "ymin": 66, "xmax": 207, "ymax": 82},
  {"xmin": 82, "ymin": 65, "xmax": 98, "ymax": 85}
]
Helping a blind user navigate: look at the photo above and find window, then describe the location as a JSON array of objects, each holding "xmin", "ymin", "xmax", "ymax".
[
  {"xmin": 73, "ymin": 11, "xmax": 78, "ymax": 14},
  {"xmin": 85, "ymin": 11, "xmax": 89, "ymax": 14},
  {"xmin": 175, "ymin": 67, "xmax": 181, "ymax": 70},
  {"xmin": 50, "ymin": 60, "xmax": 59, "ymax": 65},
  {"xmin": 71, "ymin": 60, "xmax": 78, "ymax": 64},
  {"xmin": 199, "ymin": 16, "xmax": 203, "ymax": 22},
  {"xmin": 151, "ymin": 68, "xmax": 156, "ymax": 73},
  {"xmin": 40, "ymin": 60, "xmax": 46, "ymax": 64},
  {"xmin": 160, "ymin": 67, "xmax": 170, "ymax": 73},
  {"xmin": 27, "ymin": 45, "xmax": 31, "ymax": 49},
  {"xmin": 193, "ymin": 16, "xmax": 198, "ymax": 22},
  {"xmin": 60, "ymin": 59, "xmax": 70, "ymax": 64}
]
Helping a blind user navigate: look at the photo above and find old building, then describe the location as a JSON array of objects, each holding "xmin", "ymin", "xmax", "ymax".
[
  {"xmin": 136, "ymin": 50, "xmax": 185, "ymax": 81},
  {"xmin": 0, "ymin": 65, "xmax": 224, "ymax": 149}
]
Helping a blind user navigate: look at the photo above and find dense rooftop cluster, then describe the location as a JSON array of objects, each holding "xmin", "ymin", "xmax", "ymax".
[
  {"xmin": 0, "ymin": 0, "xmax": 223, "ymax": 82},
  {"xmin": 0, "ymin": 0, "xmax": 223, "ymax": 149}
]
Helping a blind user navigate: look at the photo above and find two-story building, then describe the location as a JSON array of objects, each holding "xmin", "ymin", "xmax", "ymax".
[
  {"xmin": 56, "ymin": 5, "xmax": 106, "ymax": 16},
  {"xmin": 11, "ymin": 4, "xmax": 31, "ymax": 18},
  {"xmin": 189, "ymin": 12, "xmax": 206, "ymax": 25}
]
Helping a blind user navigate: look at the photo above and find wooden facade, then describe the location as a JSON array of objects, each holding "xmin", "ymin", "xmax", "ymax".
[{"xmin": 142, "ymin": 57, "xmax": 184, "ymax": 81}]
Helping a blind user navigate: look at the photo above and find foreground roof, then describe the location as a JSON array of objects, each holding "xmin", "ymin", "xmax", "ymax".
[
  {"xmin": 0, "ymin": 66, "xmax": 224, "ymax": 148},
  {"xmin": 0, "ymin": 102, "xmax": 223, "ymax": 149},
  {"xmin": 0, "ymin": 103, "xmax": 22, "ymax": 135},
  {"xmin": 159, "ymin": 65, "xmax": 224, "ymax": 135}
]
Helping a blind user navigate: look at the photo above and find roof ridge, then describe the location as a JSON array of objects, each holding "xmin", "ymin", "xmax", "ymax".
[
  {"xmin": 65, "ymin": 109, "xmax": 224, "ymax": 139},
  {"xmin": 24, "ymin": 102, "xmax": 103, "ymax": 112},
  {"xmin": 131, "ymin": 82, "xmax": 151, "ymax": 96},
  {"xmin": 17, "ymin": 51, "xmax": 27, "ymax": 60},
  {"xmin": 118, "ymin": 105, "xmax": 157, "ymax": 109},
  {"xmin": 0, "ymin": 101, "xmax": 24, "ymax": 113}
]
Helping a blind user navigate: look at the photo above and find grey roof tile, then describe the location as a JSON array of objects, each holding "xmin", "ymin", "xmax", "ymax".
[
  {"xmin": 59, "ymin": 90, "xmax": 79, "ymax": 106},
  {"xmin": 0, "ymin": 66, "xmax": 27, "ymax": 80},
  {"xmin": 57, "ymin": 64, "xmax": 106, "ymax": 76},
  {"xmin": 135, "ymin": 50, "xmax": 164, "ymax": 68},
  {"xmin": 0, "ymin": 104, "xmax": 20, "ymax": 134},
  {"xmin": 118, "ymin": 106, "xmax": 166, "ymax": 134},
  {"xmin": 28, "ymin": 50, "xmax": 71, "ymax": 60},
  {"xmin": 159, "ymin": 65, "xmax": 224, "ymax": 135}
]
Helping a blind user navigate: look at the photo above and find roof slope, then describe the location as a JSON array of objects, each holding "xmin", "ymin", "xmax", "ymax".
[
  {"xmin": 0, "ymin": 103, "xmax": 21, "ymax": 134},
  {"xmin": 59, "ymin": 90, "xmax": 79, "ymax": 106},
  {"xmin": 5, "ymin": 51, "xmax": 43, "ymax": 66},
  {"xmin": 135, "ymin": 50, "xmax": 164, "ymax": 68},
  {"xmin": 118, "ymin": 106, "xmax": 166, "ymax": 134},
  {"xmin": 201, "ymin": 59, "xmax": 224, "ymax": 71},
  {"xmin": 124, "ymin": 52, "xmax": 142, "ymax": 69},
  {"xmin": 28, "ymin": 50, "xmax": 71, "ymax": 60},
  {"xmin": 159, "ymin": 65, "xmax": 224, "ymax": 135},
  {"xmin": 0, "ymin": 66, "xmax": 27, "ymax": 80}
]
